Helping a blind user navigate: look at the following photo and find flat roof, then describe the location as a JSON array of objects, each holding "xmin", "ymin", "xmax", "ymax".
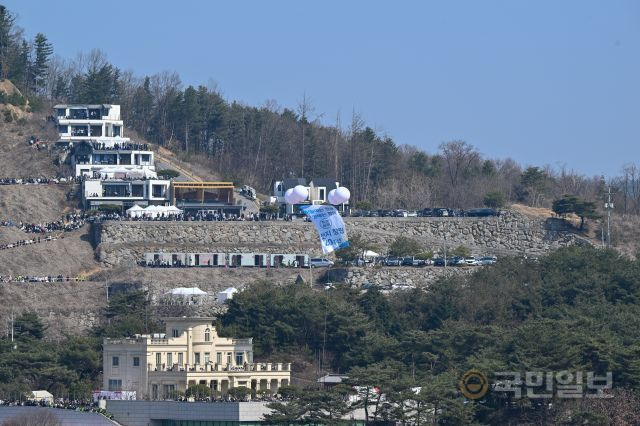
[
  {"xmin": 173, "ymin": 181, "xmax": 234, "ymax": 189},
  {"xmin": 54, "ymin": 104, "xmax": 115, "ymax": 108}
]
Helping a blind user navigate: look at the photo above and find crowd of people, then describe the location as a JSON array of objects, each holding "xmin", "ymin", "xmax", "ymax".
[
  {"xmin": 1, "ymin": 212, "xmax": 89, "ymax": 234},
  {"xmin": 0, "ymin": 234, "xmax": 60, "ymax": 251},
  {"xmin": 0, "ymin": 398, "xmax": 113, "ymax": 420},
  {"xmin": 90, "ymin": 141, "xmax": 149, "ymax": 151},
  {"xmin": 0, "ymin": 177, "xmax": 79, "ymax": 185},
  {"xmin": 0, "ymin": 275, "xmax": 85, "ymax": 283}
]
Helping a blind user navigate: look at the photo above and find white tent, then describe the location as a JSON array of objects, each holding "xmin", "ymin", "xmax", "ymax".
[
  {"xmin": 168, "ymin": 287, "xmax": 208, "ymax": 296},
  {"xmin": 363, "ymin": 250, "xmax": 379, "ymax": 258},
  {"xmin": 30, "ymin": 390, "xmax": 54, "ymax": 404},
  {"xmin": 217, "ymin": 287, "xmax": 238, "ymax": 303},
  {"xmin": 165, "ymin": 205, "xmax": 183, "ymax": 214},
  {"xmin": 126, "ymin": 204, "xmax": 145, "ymax": 217},
  {"xmin": 143, "ymin": 205, "xmax": 161, "ymax": 218}
]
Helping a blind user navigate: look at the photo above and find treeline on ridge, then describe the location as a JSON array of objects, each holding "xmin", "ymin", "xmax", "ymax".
[{"xmin": 3, "ymin": 4, "xmax": 640, "ymax": 215}]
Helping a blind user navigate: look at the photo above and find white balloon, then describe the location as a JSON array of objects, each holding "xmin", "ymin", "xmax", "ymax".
[
  {"xmin": 284, "ymin": 188, "xmax": 297, "ymax": 204},
  {"xmin": 292, "ymin": 185, "xmax": 308, "ymax": 203},
  {"xmin": 327, "ymin": 189, "xmax": 338, "ymax": 205},
  {"xmin": 333, "ymin": 186, "xmax": 351, "ymax": 204}
]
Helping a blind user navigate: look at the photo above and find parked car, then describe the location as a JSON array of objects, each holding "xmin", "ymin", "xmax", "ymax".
[
  {"xmin": 406, "ymin": 211, "xmax": 418, "ymax": 217},
  {"xmin": 477, "ymin": 256, "xmax": 497, "ymax": 265},
  {"xmin": 394, "ymin": 210, "xmax": 408, "ymax": 217},
  {"xmin": 350, "ymin": 258, "xmax": 366, "ymax": 266},
  {"xmin": 310, "ymin": 258, "xmax": 334, "ymax": 268},
  {"xmin": 449, "ymin": 256, "xmax": 466, "ymax": 266},
  {"xmin": 367, "ymin": 210, "xmax": 379, "ymax": 217},
  {"xmin": 380, "ymin": 210, "xmax": 394, "ymax": 217},
  {"xmin": 402, "ymin": 256, "xmax": 426, "ymax": 266},
  {"xmin": 466, "ymin": 208, "xmax": 500, "ymax": 217},
  {"xmin": 419, "ymin": 208, "xmax": 434, "ymax": 217},
  {"xmin": 433, "ymin": 208, "xmax": 449, "ymax": 217},
  {"xmin": 384, "ymin": 256, "xmax": 402, "ymax": 266},
  {"xmin": 464, "ymin": 256, "xmax": 479, "ymax": 266},
  {"xmin": 432, "ymin": 257, "xmax": 446, "ymax": 266}
]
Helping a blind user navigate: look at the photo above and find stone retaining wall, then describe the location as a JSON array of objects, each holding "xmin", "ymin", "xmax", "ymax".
[{"xmin": 95, "ymin": 212, "xmax": 589, "ymax": 267}]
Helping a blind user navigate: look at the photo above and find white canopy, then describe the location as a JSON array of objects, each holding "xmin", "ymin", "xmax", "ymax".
[
  {"xmin": 126, "ymin": 204, "xmax": 145, "ymax": 217},
  {"xmin": 168, "ymin": 287, "xmax": 208, "ymax": 296},
  {"xmin": 363, "ymin": 250, "xmax": 379, "ymax": 258}
]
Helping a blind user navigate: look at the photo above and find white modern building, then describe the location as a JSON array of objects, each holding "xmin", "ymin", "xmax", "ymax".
[
  {"xmin": 103, "ymin": 317, "xmax": 291, "ymax": 400},
  {"xmin": 54, "ymin": 104, "xmax": 129, "ymax": 145},
  {"xmin": 72, "ymin": 140, "xmax": 156, "ymax": 178},
  {"xmin": 83, "ymin": 178, "xmax": 171, "ymax": 209},
  {"xmin": 272, "ymin": 177, "xmax": 346, "ymax": 214}
]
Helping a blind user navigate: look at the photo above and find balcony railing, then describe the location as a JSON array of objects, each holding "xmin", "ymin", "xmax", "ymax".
[{"xmin": 148, "ymin": 362, "xmax": 291, "ymax": 373}]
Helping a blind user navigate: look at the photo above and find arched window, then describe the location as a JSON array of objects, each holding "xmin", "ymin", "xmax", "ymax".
[{"xmin": 204, "ymin": 328, "xmax": 211, "ymax": 342}]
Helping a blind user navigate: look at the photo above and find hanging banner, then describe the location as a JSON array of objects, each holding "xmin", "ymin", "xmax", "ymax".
[{"xmin": 301, "ymin": 205, "xmax": 349, "ymax": 254}]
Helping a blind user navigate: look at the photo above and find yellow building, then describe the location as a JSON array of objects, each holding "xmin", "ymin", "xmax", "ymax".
[{"xmin": 103, "ymin": 317, "xmax": 291, "ymax": 400}]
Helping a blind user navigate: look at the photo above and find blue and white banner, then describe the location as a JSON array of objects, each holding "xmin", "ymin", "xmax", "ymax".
[{"xmin": 301, "ymin": 205, "xmax": 349, "ymax": 254}]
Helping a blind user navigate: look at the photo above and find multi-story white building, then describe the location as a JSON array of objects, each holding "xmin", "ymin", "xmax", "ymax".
[
  {"xmin": 72, "ymin": 140, "xmax": 156, "ymax": 178},
  {"xmin": 103, "ymin": 317, "xmax": 291, "ymax": 400},
  {"xmin": 54, "ymin": 104, "xmax": 129, "ymax": 145},
  {"xmin": 82, "ymin": 178, "xmax": 171, "ymax": 209}
]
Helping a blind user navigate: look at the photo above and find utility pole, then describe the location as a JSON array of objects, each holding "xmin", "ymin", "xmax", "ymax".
[
  {"xmin": 10, "ymin": 312, "xmax": 15, "ymax": 350},
  {"xmin": 604, "ymin": 186, "xmax": 614, "ymax": 248}
]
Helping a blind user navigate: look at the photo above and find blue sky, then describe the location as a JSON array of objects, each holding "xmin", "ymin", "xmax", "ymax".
[{"xmin": 5, "ymin": 0, "xmax": 639, "ymax": 177}]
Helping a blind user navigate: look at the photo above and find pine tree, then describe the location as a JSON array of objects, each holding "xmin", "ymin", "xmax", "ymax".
[
  {"xmin": 0, "ymin": 5, "xmax": 16, "ymax": 79},
  {"xmin": 33, "ymin": 33, "xmax": 53, "ymax": 94}
]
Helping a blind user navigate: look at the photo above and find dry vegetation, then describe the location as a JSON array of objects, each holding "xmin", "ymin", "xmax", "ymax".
[
  {"xmin": 0, "ymin": 229, "xmax": 98, "ymax": 276},
  {"xmin": 0, "ymin": 184, "xmax": 74, "ymax": 223},
  {"xmin": 0, "ymin": 281, "xmax": 106, "ymax": 339},
  {"xmin": 0, "ymin": 113, "xmax": 61, "ymax": 178}
]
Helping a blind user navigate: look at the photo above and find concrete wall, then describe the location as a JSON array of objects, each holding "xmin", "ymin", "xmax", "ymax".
[
  {"xmin": 95, "ymin": 212, "xmax": 589, "ymax": 267},
  {"xmin": 106, "ymin": 400, "xmax": 271, "ymax": 426}
]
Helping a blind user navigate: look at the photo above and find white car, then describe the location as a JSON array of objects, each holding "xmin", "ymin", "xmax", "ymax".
[
  {"xmin": 310, "ymin": 258, "xmax": 334, "ymax": 268},
  {"xmin": 464, "ymin": 256, "xmax": 480, "ymax": 266}
]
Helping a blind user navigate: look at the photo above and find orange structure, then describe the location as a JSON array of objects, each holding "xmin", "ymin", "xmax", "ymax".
[{"xmin": 172, "ymin": 182, "xmax": 235, "ymax": 207}]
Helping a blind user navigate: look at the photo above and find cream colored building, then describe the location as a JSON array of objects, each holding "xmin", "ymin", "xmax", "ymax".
[{"xmin": 103, "ymin": 317, "xmax": 291, "ymax": 400}]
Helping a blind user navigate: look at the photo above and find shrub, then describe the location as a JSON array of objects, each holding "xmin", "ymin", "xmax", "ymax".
[
  {"xmin": 450, "ymin": 245, "xmax": 471, "ymax": 257},
  {"xmin": 186, "ymin": 384, "xmax": 211, "ymax": 398},
  {"xmin": 389, "ymin": 236, "xmax": 422, "ymax": 257},
  {"xmin": 97, "ymin": 204, "xmax": 121, "ymax": 213},
  {"xmin": 157, "ymin": 169, "xmax": 180, "ymax": 179},
  {"xmin": 483, "ymin": 191, "xmax": 506, "ymax": 209}
]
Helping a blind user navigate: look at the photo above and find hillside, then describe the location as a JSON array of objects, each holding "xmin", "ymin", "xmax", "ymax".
[{"xmin": 0, "ymin": 184, "xmax": 75, "ymax": 223}]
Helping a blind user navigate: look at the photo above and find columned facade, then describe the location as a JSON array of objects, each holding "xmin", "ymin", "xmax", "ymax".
[{"xmin": 103, "ymin": 317, "xmax": 291, "ymax": 400}]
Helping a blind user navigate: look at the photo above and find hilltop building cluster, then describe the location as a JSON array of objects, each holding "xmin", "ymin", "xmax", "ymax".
[{"xmin": 54, "ymin": 104, "xmax": 240, "ymax": 215}]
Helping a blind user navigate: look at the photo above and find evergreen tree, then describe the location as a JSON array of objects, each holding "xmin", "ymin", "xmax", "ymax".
[{"xmin": 32, "ymin": 33, "xmax": 52, "ymax": 93}]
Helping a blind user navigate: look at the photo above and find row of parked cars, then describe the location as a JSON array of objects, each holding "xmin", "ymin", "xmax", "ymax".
[
  {"xmin": 349, "ymin": 208, "xmax": 500, "ymax": 218},
  {"xmin": 383, "ymin": 255, "xmax": 497, "ymax": 267}
]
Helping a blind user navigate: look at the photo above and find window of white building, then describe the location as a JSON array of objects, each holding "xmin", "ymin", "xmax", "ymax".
[
  {"xmin": 112, "ymin": 356, "xmax": 119, "ymax": 367},
  {"xmin": 204, "ymin": 353, "xmax": 210, "ymax": 364},
  {"xmin": 108, "ymin": 379, "xmax": 122, "ymax": 391},
  {"xmin": 194, "ymin": 353, "xmax": 200, "ymax": 365},
  {"xmin": 236, "ymin": 352, "xmax": 244, "ymax": 365},
  {"xmin": 172, "ymin": 329, "xmax": 180, "ymax": 338},
  {"xmin": 133, "ymin": 357, "xmax": 140, "ymax": 367},
  {"xmin": 167, "ymin": 353, "xmax": 173, "ymax": 366},
  {"xmin": 204, "ymin": 328, "xmax": 211, "ymax": 342}
]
